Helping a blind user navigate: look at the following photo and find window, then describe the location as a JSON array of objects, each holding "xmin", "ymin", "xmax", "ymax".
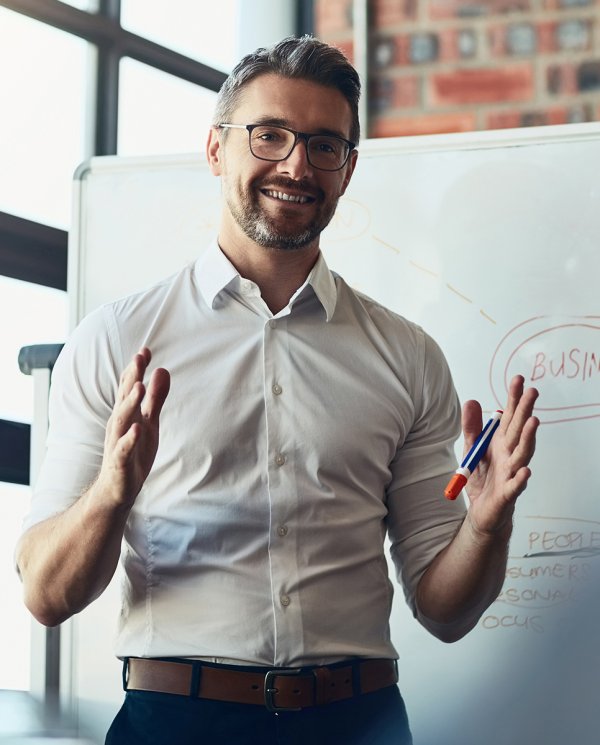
[
  {"xmin": 121, "ymin": 0, "xmax": 239, "ymax": 71},
  {"xmin": 0, "ymin": 8, "xmax": 90, "ymax": 229},
  {"xmin": 0, "ymin": 277, "xmax": 67, "ymax": 690},
  {"xmin": 118, "ymin": 58, "xmax": 218, "ymax": 156},
  {"xmin": 0, "ymin": 0, "xmax": 300, "ymax": 709},
  {"xmin": 61, "ymin": 0, "xmax": 99, "ymax": 9},
  {"xmin": 0, "ymin": 277, "xmax": 68, "ymax": 424},
  {"xmin": 0, "ymin": 482, "xmax": 32, "ymax": 690}
]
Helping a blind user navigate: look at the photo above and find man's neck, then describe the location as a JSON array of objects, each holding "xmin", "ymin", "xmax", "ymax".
[{"xmin": 218, "ymin": 235, "xmax": 320, "ymax": 315}]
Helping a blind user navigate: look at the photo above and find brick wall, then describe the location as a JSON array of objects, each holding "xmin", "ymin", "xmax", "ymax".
[{"xmin": 314, "ymin": 0, "xmax": 600, "ymax": 137}]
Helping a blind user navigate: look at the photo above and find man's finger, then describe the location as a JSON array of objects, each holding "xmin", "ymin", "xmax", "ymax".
[
  {"xmin": 461, "ymin": 399, "xmax": 483, "ymax": 457},
  {"xmin": 109, "ymin": 381, "xmax": 145, "ymax": 441},
  {"xmin": 499, "ymin": 374, "xmax": 524, "ymax": 432},
  {"xmin": 141, "ymin": 368, "xmax": 171, "ymax": 421},
  {"xmin": 117, "ymin": 352, "xmax": 148, "ymax": 401},
  {"xmin": 507, "ymin": 415, "xmax": 539, "ymax": 475},
  {"xmin": 504, "ymin": 386, "xmax": 539, "ymax": 451}
]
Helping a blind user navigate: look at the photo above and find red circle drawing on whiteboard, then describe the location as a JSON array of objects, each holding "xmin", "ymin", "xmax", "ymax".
[{"xmin": 489, "ymin": 316, "xmax": 600, "ymax": 424}]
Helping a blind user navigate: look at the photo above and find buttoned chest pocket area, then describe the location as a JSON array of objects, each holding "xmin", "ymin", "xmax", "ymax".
[
  {"xmin": 280, "ymin": 330, "xmax": 414, "ymax": 507},
  {"xmin": 151, "ymin": 335, "xmax": 269, "ymax": 497}
]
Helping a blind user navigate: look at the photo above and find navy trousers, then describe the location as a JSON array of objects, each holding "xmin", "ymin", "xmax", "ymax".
[{"xmin": 105, "ymin": 684, "xmax": 413, "ymax": 745}]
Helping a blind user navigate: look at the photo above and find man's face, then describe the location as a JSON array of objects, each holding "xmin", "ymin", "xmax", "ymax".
[{"xmin": 207, "ymin": 74, "xmax": 357, "ymax": 253}]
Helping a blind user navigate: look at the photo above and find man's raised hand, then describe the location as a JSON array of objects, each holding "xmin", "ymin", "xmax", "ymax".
[{"xmin": 97, "ymin": 347, "xmax": 170, "ymax": 510}]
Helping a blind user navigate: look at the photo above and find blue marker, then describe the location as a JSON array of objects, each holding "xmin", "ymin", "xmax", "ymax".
[{"xmin": 444, "ymin": 410, "xmax": 503, "ymax": 500}]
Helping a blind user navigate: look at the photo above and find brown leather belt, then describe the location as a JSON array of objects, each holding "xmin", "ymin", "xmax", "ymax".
[{"xmin": 125, "ymin": 657, "xmax": 398, "ymax": 711}]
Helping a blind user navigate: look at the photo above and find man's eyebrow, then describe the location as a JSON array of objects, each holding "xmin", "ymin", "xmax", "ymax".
[{"xmin": 251, "ymin": 115, "xmax": 350, "ymax": 141}]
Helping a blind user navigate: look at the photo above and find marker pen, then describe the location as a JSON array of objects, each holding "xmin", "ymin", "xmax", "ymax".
[{"xmin": 444, "ymin": 409, "xmax": 503, "ymax": 500}]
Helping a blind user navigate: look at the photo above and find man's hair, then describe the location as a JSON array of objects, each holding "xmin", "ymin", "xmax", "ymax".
[{"xmin": 213, "ymin": 35, "xmax": 361, "ymax": 145}]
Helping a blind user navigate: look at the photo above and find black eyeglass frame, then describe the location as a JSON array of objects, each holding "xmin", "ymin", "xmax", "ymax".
[{"xmin": 217, "ymin": 123, "xmax": 356, "ymax": 172}]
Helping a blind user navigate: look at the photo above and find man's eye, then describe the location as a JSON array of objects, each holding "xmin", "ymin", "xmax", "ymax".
[
  {"xmin": 312, "ymin": 139, "xmax": 341, "ymax": 156},
  {"xmin": 254, "ymin": 129, "xmax": 282, "ymax": 142}
]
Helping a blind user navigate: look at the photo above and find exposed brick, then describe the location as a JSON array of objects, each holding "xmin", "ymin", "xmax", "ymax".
[
  {"xmin": 409, "ymin": 33, "xmax": 439, "ymax": 63},
  {"xmin": 429, "ymin": 0, "xmax": 531, "ymax": 20},
  {"xmin": 370, "ymin": 112, "xmax": 477, "ymax": 138},
  {"xmin": 557, "ymin": 20, "xmax": 592, "ymax": 51},
  {"xmin": 537, "ymin": 22, "xmax": 559, "ymax": 54},
  {"xmin": 547, "ymin": 62, "xmax": 578, "ymax": 94},
  {"xmin": 486, "ymin": 106, "xmax": 570, "ymax": 129},
  {"xmin": 372, "ymin": 0, "xmax": 418, "ymax": 26},
  {"xmin": 506, "ymin": 23, "xmax": 537, "ymax": 54},
  {"xmin": 314, "ymin": 0, "xmax": 352, "ymax": 36},
  {"xmin": 391, "ymin": 30, "xmax": 474, "ymax": 66},
  {"xmin": 488, "ymin": 25, "xmax": 507, "ymax": 55},
  {"xmin": 370, "ymin": 78, "xmax": 393, "ymax": 114},
  {"xmin": 543, "ymin": 0, "xmax": 595, "ymax": 8},
  {"xmin": 438, "ymin": 28, "xmax": 478, "ymax": 61},
  {"xmin": 566, "ymin": 102, "xmax": 595, "ymax": 122},
  {"xmin": 370, "ymin": 75, "xmax": 421, "ymax": 113},
  {"xmin": 457, "ymin": 28, "xmax": 478, "ymax": 58},
  {"xmin": 430, "ymin": 64, "xmax": 534, "ymax": 105},
  {"xmin": 489, "ymin": 22, "xmax": 560, "ymax": 55},
  {"xmin": 485, "ymin": 110, "xmax": 522, "ymax": 128},
  {"xmin": 520, "ymin": 109, "xmax": 563, "ymax": 126},
  {"xmin": 372, "ymin": 38, "xmax": 395, "ymax": 68},
  {"xmin": 334, "ymin": 38, "xmax": 354, "ymax": 64},
  {"xmin": 393, "ymin": 35, "xmax": 411, "ymax": 65},
  {"xmin": 315, "ymin": 0, "xmax": 600, "ymax": 141},
  {"xmin": 578, "ymin": 59, "xmax": 600, "ymax": 90}
]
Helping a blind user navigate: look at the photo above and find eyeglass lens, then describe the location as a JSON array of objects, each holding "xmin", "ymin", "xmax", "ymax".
[{"xmin": 249, "ymin": 125, "xmax": 349, "ymax": 171}]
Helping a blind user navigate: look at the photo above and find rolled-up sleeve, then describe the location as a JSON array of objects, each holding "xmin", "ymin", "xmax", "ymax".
[
  {"xmin": 22, "ymin": 306, "xmax": 120, "ymax": 532},
  {"xmin": 386, "ymin": 332, "xmax": 467, "ymax": 616}
]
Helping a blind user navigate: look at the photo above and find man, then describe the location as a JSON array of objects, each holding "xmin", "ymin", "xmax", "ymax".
[{"xmin": 17, "ymin": 36, "xmax": 538, "ymax": 745}]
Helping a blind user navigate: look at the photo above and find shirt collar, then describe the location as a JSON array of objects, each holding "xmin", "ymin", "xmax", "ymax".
[
  {"xmin": 300, "ymin": 251, "xmax": 338, "ymax": 322},
  {"xmin": 194, "ymin": 239, "xmax": 338, "ymax": 322},
  {"xmin": 194, "ymin": 239, "xmax": 239, "ymax": 307}
]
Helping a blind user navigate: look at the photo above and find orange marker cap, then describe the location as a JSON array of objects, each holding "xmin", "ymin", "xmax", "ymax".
[{"xmin": 444, "ymin": 472, "xmax": 468, "ymax": 500}]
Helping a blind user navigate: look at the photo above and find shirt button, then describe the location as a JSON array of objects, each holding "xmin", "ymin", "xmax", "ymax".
[
  {"xmin": 272, "ymin": 384, "xmax": 283, "ymax": 396},
  {"xmin": 280, "ymin": 595, "xmax": 291, "ymax": 607},
  {"xmin": 275, "ymin": 453, "xmax": 286, "ymax": 467},
  {"xmin": 277, "ymin": 525, "xmax": 288, "ymax": 537},
  {"xmin": 269, "ymin": 320, "xmax": 277, "ymax": 329}
]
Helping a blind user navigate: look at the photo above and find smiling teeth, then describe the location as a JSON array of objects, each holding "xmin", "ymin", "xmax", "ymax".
[{"xmin": 265, "ymin": 190, "xmax": 309, "ymax": 204}]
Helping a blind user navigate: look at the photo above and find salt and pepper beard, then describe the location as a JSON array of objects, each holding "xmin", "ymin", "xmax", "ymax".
[{"xmin": 225, "ymin": 176, "xmax": 341, "ymax": 251}]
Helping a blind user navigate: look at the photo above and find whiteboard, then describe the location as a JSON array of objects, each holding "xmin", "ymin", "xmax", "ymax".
[{"xmin": 68, "ymin": 123, "xmax": 600, "ymax": 744}]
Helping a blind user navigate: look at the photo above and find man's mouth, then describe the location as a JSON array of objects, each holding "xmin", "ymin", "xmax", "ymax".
[{"xmin": 261, "ymin": 189, "xmax": 316, "ymax": 205}]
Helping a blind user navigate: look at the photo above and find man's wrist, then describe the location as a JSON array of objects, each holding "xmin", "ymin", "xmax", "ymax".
[{"xmin": 464, "ymin": 510, "xmax": 513, "ymax": 547}]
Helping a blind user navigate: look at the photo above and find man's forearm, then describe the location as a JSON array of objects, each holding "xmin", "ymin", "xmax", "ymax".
[
  {"xmin": 415, "ymin": 513, "xmax": 511, "ymax": 642},
  {"xmin": 16, "ymin": 482, "xmax": 130, "ymax": 627}
]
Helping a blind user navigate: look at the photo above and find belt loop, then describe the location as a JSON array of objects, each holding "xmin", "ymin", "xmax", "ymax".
[
  {"xmin": 312, "ymin": 666, "xmax": 333, "ymax": 706},
  {"xmin": 122, "ymin": 658, "xmax": 130, "ymax": 691},
  {"xmin": 189, "ymin": 661, "xmax": 202, "ymax": 698},
  {"xmin": 351, "ymin": 660, "xmax": 361, "ymax": 697}
]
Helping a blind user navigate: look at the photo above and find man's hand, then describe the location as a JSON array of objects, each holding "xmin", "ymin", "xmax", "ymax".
[
  {"xmin": 415, "ymin": 375, "xmax": 539, "ymax": 640},
  {"xmin": 461, "ymin": 374, "xmax": 539, "ymax": 539},
  {"xmin": 96, "ymin": 347, "xmax": 170, "ymax": 511}
]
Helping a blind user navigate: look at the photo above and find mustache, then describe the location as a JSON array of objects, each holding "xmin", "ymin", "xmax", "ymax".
[{"xmin": 253, "ymin": 176, "xmax": 323, "ymax": 201}]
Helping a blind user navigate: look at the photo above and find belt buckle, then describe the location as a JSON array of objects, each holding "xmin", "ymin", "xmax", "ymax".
[{"xmin": 264, "ymin": 669, "xmax": 303, "ymax": 712}]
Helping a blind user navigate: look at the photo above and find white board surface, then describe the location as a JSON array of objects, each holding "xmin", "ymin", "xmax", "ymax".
[{"xmin": 68, "ymin": 123, "xmax": 600, "ymax": 744}]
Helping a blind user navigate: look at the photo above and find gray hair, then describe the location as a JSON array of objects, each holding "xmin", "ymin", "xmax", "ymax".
[{"xmin": 213, "ymin": 35, "xmax": 361, "ymax": 144}]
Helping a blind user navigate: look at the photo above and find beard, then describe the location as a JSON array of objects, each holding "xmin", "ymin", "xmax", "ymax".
[{"xmin": 225, "ymin": 176, "xmax": 340, "ymax": 251}]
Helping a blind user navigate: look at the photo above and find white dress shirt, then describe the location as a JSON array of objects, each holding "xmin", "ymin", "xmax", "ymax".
[{"xmin": 26, "ymin": 241, "xmax": 466, "ymax": 666}]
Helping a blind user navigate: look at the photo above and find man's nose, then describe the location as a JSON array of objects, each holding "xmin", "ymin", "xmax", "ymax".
[{"xmin": 276, "ymin": 137, "xmax": 314, "ymax": 179}]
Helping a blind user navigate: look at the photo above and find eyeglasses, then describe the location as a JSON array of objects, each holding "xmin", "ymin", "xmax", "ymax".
[{"xmin": 218, "ymin": 123, "xmax": 355, "ymax": 172}]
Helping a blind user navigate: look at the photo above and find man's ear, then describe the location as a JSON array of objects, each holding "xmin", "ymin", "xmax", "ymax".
[
  {"xmin": 339, "ymin": 149, "xmax": 358, "ymax": 196},
  {"xmin": 206, "ymin": 127, "xmax": 222, "ymax": 176}
]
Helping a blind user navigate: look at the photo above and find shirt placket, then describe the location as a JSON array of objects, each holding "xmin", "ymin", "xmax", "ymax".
[{"xmin": 262, "ymin": 315, "xmax": 304, "ymax": 665}]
